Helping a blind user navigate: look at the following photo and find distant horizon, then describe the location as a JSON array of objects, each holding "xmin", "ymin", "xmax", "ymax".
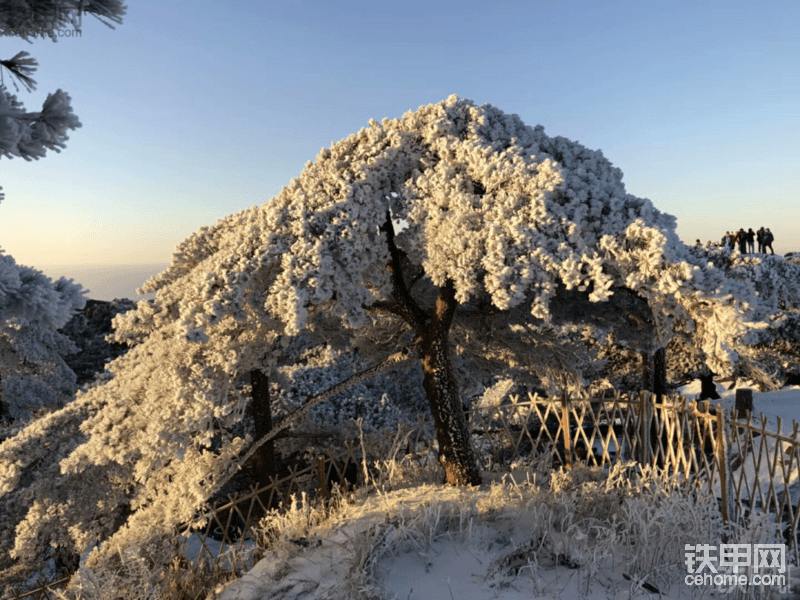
[{"xmin": 37, "ymin": 263, "xmax": 168, "ymax": 302}]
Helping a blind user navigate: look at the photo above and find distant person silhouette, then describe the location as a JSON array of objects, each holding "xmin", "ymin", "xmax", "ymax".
[
  {"xmin": 746, "ymin": 228, "xmax": 755, "ymax": 253},
  {"xmin": 737, "ymin": 228, "xmax": 747, "ymax": 254},
  {"xmin": 763, "ymin": 228, "xmax": 775, "ymax": 254}
]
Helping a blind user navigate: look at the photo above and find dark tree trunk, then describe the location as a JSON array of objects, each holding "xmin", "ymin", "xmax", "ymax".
[
  {"xmin": 374, "ymin": 214, "xmax": 481, "ymax": 486},
  {"xmin": 641, "ymin": 347, "xmax": 667, "ymax": 399},
  {"xmin": 641, "ymin": 347, "xmax": 668, "ymax": 467},
  {"xmin": 641, "ymin": 351, "xmax": 653, "ymax": 393},
  {"xmin": 735, "ymin": 388, "xmax": 753, "ymax": 417},
  {"xmin": 249, "ymin": 369, "xmax": 276, "ymax": 495},
  {"xmin": 699, "ymin": 372, "xmax": 720, "ymax": 400},
  {"xmin": 653, "ymin": 347, "xmax": 667, "ymax": 400},
  {"xmin": 419, "ymin": 281, "xmax": 481, "ymax": 486}
]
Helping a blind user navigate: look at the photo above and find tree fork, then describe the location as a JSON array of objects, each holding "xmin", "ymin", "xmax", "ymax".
[{"xmin": 379, "ymin": 213, "xmax": 429, "ymax": 327}]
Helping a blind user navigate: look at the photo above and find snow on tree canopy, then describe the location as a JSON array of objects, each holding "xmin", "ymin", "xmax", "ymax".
[
  {"xmin": 134, "ymin": 95, "xmax": 757, "ymax": 373},
  {"xmin": 0, "ymin": 96, "xmax": 770, "ymax": 579},
  {"xmin": 0, "ymin": 250, "xmax": 85, "ymax": 329}
]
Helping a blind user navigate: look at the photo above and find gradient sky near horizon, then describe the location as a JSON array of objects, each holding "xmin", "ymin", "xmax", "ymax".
[{"xmin": 1, "ymin": 0, "xmax": 799, "ymax": 299}]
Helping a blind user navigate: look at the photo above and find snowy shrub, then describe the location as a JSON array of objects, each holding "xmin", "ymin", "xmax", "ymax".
[
  {"xmin": 0, "ymin": 317, "xmax": 78, "ymax": 420},
  {"xmin": 683, "ymin": 246, "xmax": 800, "ymax": 388}
]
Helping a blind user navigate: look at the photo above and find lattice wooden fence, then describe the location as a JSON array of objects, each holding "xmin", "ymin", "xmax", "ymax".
[
  {"xmin": 177, "ymin": 389, "xmax": 800, "ymax": 573},
  {"xmin": 471, "ymin": 390, "xmax": 800, "ymax": 562}
]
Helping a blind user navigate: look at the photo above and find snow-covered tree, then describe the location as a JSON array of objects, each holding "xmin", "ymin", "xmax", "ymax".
[
  {"xmin": 0, "ymin": 317, "xmax": 78, "ymax": 421},
  {"xmin": 681, "ymin": 245, "xmax": 800, "ymax": 389},
  {"xmin": 0, "ymin": 96, "xmax": 775, "ymax": 585},
  {"xmin": 0, "ymin": 250, "xmax": 85, "ymax": 421},
  {"xmin": 0, "ymin": 0, "xmax": 126, "ymax": 201}
]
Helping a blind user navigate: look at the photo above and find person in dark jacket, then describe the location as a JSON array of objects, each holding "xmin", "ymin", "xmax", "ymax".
[
  {"xmin": 757, "ymin": 227, "xmax": 765, "ymax": 253},
  {"xmin": 746, "ymin": 228, "xmax": 755, "ymax": 253},
  {"xmin": 737, "ymin": 228, "xmax": 747, "ymax": 254},
  {"xmin": 763, "ymin": 228, "xmax": 775, "ymax": 254}
]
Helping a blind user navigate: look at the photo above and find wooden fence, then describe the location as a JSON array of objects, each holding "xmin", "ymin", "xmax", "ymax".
[
  {"xmin": 471, "ymin": 390, "xmax": 800, "ymax": 562},
  {"xmin": 5, "ymin": 389, "xmax": 800, "ymax": 598}
]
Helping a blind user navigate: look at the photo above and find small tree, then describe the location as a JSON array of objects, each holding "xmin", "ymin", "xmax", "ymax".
[
  {"xmin": 0, "ymin": 96, "xmax": 772, "ymax": 583},
  {"xmin": 0, "ymin": 251, "xmax": 85, "ymax": 421}
]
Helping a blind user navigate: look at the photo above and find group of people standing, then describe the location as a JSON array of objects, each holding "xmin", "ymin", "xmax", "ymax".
[{"xmin": 697, "ymin": 227, "xmax": 775, "ymax": 254}]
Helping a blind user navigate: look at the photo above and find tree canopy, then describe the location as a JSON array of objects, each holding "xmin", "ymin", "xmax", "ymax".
[{"xmin": 0, "ymin": 96, "xmax": 777, "ymax": 583}]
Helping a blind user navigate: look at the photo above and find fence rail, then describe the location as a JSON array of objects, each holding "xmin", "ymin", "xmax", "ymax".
[{"xmin": 6, "ymin": 388, "xmax": 800, "ymax": 598}]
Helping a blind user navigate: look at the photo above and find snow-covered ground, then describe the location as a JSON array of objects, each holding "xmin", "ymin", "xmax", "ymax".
[
  {"xmin": 215, "ymin": 384, "xmax": 800, "ymax": 600},
  {"xmin": 678, "ymin": 381, "xmax": 800, "ymax": 433}
]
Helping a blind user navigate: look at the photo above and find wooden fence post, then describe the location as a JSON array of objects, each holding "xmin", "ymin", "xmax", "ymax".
[
  {"xmin": 316, "ymin": 456, "xmax": 329, "ymax": 500},
  {"xmin": 716, "ymin": 405, "xmax": 732, "ymax": 530},
  {"xmin": 639, "ymin": 391, "xmax": 652, "ymax": 466},
  {"xmin": 735, "ymin": 388, "xmax": 753, "ymax": 419},
  {"xmin": 561, "ymin": 390, "xmax": 572, "ymax": 470}
]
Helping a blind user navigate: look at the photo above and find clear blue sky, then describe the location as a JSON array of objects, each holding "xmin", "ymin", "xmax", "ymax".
[{"xmin": 1, "ymin": 0, "xmax": 798, "ymax": 298}]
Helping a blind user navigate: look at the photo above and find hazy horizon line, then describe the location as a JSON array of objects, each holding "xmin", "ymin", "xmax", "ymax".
[{"xmin": 37, "ymin": 264, "xmax": 170, "ymax": 302}]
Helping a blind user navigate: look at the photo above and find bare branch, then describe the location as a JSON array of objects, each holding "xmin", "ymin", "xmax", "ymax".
[
  {"xmin": 380, "ymin": 213, "xmax": 429, "ymax": 329},
  {"xmin": 212, "ymin": 347, "xmax": 416, "ymax": 496}
]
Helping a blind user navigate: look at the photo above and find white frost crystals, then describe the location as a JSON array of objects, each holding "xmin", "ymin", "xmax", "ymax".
[
  {"xmin": 139, "ymin": 95, "xmax": 762, "ymax": 375},
  {"xmin": 142, "ymin": 99, "xmax": 700, "ymax": 342}
]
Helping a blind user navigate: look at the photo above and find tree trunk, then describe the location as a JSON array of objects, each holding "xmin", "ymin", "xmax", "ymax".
[
  {"xmin": 641, "ymin": 347, "xmax": 668, "ymax": 467},
  {"xmin": 377, "ymin": 214, "xmax": 480, "ymax": 486},
  {"xmin": 249, "ymin": 369, "xmax": 276, "ymax": 497},
  {"xmin": 641, "ymin": 351, "xmax": 653, "ymax": 393},
  {"xmin": 419, "ymin": 281, "xmax": 481, "ymax": 486},
  {"xmin": 641, "ymin": 347, "xmax": 667, "ymax": 398},
  {"xmin": 699, "ymin": 371, "xmax": 720, "ymax": 400},
  {"xmin": 735, "ymin": 388, "xmax": 753, "ymax": 417},
  {"xmin": 653, "ymin": 347, "xmax": 667, "ymax": 400}
]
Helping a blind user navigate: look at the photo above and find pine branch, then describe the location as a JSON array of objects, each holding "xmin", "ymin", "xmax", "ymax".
[{"xmin": 0, "ymin": 52, "xmax": 37, "ymax": 92}]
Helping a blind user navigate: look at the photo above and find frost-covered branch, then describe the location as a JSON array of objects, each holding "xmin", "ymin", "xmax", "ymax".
[
  {"xmin": 0, "ymin": 52, "xmax": 37, "ymax": 92},
  {"xmin": 0, "ymin": 0, "xmax": 126, "ymax": 40},
  {"xmin": 0, "ymin": 85, "xmax": 81, "ymax": 163},
  {"xmin": 1, "ymin": 0, "xmax": 127, "ymax": 201},
  {"xmin": 0, "ymin": 251, "xmax": 86, "ymax": 328}
]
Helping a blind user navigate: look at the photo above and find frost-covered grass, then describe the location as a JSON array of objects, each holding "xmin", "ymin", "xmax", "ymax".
[
  {"xmin": 8, "ymin": 383, "xmax": 800, "ymax": 599},
  {"xmin": 216, "ymin": 460, "xmax": 791, "ymax": 600}
]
